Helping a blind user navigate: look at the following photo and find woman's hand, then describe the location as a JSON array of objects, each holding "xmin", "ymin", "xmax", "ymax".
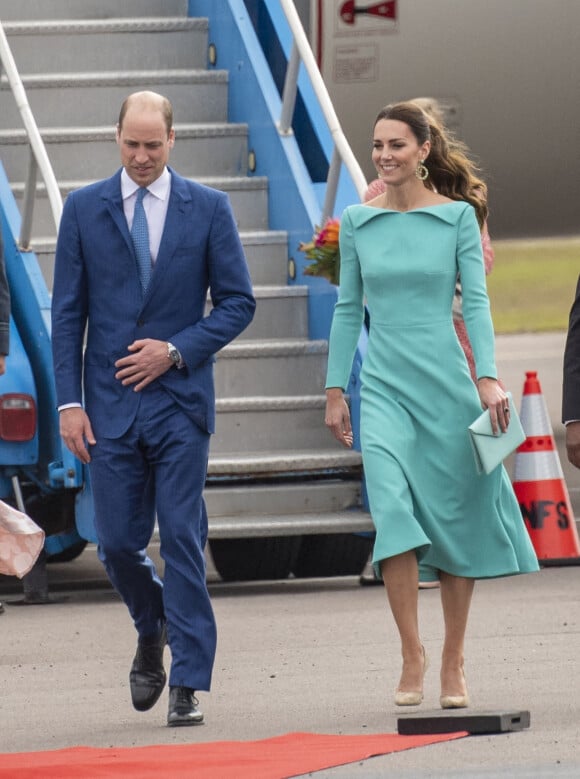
[
  {"xmin": 477, "ymin": 377, "xmax": 510, "ymax": 434},
  {"xmin": 325, "ymin": 388, "xmax": 353, "ymax": 448}
]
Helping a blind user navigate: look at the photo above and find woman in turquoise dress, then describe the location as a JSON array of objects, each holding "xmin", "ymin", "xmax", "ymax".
[{"xmin": 325, "ymin": 102, "xmax": 538, "ymax": 710}]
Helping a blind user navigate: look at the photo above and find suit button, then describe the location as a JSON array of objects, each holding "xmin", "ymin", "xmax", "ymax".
[{"xmin": 137, "ymin": 319, "xmax": 144, "ymax": 327}]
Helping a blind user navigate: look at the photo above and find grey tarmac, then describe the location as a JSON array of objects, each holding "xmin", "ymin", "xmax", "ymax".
[{"xmin": 1, "ymin": 333, "xmax": 579, "ymax": 777}]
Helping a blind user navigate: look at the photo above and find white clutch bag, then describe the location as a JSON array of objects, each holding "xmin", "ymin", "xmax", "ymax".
[
  {"xmin": 0, "ymin": 500, "xmax": 45, "ymax": 578},
  {"xmin": 468, "ymin": 392, "xmax": 526, "ymax": 475}
]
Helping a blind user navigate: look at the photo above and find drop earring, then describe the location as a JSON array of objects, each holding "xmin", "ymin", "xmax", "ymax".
[{"xmin": 416, "ymin": 159, "xmax": 429, "ymax": 181}]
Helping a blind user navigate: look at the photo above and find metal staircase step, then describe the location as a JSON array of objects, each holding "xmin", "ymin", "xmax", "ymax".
[
  {"xmin": 0, "ymin": 69, "xmax": 228, "ymax": 128},
  {"xmin": 213, "ymin": 395, "xmax": 332, "ymax": 453},
  {"xmin": 234, "ymin": 230, "xmax": 288, "ymax": 285},
  {"xmin": 236, "ymin": 286, "xmax": 309, "ymax": 340},
  {"xmin": 205, "ymin": 480, "xmax": 363, "ymax": 518},
  {"xmin": 207, "ymin": 510, "xmax": 373, "ymax": 539},
  {"xmin": 207, "ymin": 449, "xmax": 362, "ymax": 478},
  {"xmin": 196, "ymin": 177, "xmax": 269, "ymax": 230},
  {"xmin": 218, "ymin": 339, "xmax": 327, "ymax": 358},
  {"xmin": 216, "ymin": 339, "xmax": 328, "ymax": 396},
  {"xmin": 0, "ymin": 0, "xmax": 188, "ymax": 21},
  {"xmin": 0, "ymin": 123, "xmax": 248, "ymax": 180},
  {"xmin": 28, "ymin": 226, "xmax": 285, "ymax": 291},
  {"xmin": 2, "ymin": 17, "xmax": 208, "ymax": 73},
  {"xmin": 15, "ymin": 176, "xmax": 269, "ymax": 255},
  {"xmin": 217, "ymin": 395, "xmax": 329, "ymax": 412}
]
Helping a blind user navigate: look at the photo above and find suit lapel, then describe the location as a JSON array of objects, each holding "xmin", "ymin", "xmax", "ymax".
[
  {"xmin": 101, "ymin": 170, "xmax": 135, "ymax": 258},
  {"xmin": 142, "ymin": 170, "xmax": 191, "ymax": 305},
  {"xmin": 100, "ymin": 168, "xmax": 193, "ymax": 309}
]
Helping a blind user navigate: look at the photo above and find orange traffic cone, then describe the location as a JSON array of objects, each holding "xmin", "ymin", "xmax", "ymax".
[{"xmin": 512, "ymin": 371, "xmax": 580, "ymax": 565}]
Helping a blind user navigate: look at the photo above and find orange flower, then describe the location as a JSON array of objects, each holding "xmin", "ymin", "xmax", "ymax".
[
  {"xmin": 318, "ymin": 218, "xmax": 340, "ymax": 246},
  {"xmin": 298, "ymin": 218, "xmax": 341, "ymax": 285}
]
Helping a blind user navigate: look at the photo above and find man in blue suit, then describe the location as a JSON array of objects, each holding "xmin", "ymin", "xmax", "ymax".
[{"xmin": 51, "ymin": 91, "xmax": 255, "ymax": 726}]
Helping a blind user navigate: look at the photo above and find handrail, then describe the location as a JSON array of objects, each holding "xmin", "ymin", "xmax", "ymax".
[
  {"xmin": 278, "ymin": 0, "xmax": 367, "ymax": 222},
  {"xmin": 0, "ymin": 22, "xmax": 62, "ymax": 248}
]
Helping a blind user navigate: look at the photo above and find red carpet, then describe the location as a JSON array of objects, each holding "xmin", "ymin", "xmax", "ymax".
[{"xmin": 0, "ymin": 730, "xmax": 467, "ymax": 778}]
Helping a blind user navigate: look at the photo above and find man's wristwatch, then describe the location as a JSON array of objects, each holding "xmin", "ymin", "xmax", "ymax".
[{"xmin": 167, "ymin": 342, "xmax": 182, "ymax": 367}]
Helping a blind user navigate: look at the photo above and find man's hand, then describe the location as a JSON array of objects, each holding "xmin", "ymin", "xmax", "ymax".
[
  {"xmin": 565, "ymin": 420, "xmax": 580, "ymax": 469},
  {"xmin": 60, "ymin": 407, "xmax": 96, "ymax": 464},
  {"xmin": 114, "ymin": 339, "xmax": 172, "ymax": 392}
]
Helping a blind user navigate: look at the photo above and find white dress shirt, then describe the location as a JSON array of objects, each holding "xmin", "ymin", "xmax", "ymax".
[{"xmin": 121, "ymin": 166, "xmax": 171, "ymax": 262}]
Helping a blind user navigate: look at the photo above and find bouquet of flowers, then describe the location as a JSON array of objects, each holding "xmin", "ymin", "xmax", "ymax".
[{"xmin": 298, "ymin": 218, "xmax": 340, "ymax": 285}]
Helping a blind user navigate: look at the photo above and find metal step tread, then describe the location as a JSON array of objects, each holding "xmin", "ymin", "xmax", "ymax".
[
  {"xmin": 206, "ymin": 479, "xmax": 359, "ymax": 500},
  {"xmin": 207, "ymin": 509, "xmax": 373, "ymax": 539},
  {"xmin": 195, "ymin": 176, "xmax": 267, "ymax": 191},
  {"xmin": 29, "ymin": 227, "xmax": 286, "ymax": 254},
  {"xmin": 253, "ymin": 285, "xmax": 307, "ymax": 298},
  {"xmin": 12, "ymin": 176, "xmax": 268, "ymax": 197},
  {"xmin": 2, "ymin": 18, "xmax": 205, "ymax": 34},
  {"xmin": 0, "ymin": 123, "xmax": 247, "ymax": 144},
  {"xmin": 207, "ymin": 449, "xmax": 362, "ymax": 475},
  {"xmin": 0, "ymin": 0, "xmax": 191, "ymax": 23},
  {"xmin": 237, "ymin": 229, "xmax": 287, "ymax": 245},
  {"xmin": 216, "ymin": 395, "xmax": 325, "ymax": 412},
  {"xmin": 1, "ymin": 69, "xmax": 228, "ymax": 89},
  {"xmin": 220, "ymin": 339, "xmax": 327, "ymax": 359}
]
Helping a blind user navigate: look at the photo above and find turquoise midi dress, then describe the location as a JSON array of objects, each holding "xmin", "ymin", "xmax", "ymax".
[{"xmin": 326, "ymin": 202, "xmax": 539, "ymax": 578}]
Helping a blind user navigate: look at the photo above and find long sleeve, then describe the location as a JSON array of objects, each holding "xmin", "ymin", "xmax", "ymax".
[
  {"xmin": 456, "ymin": 206, "xmax": 497, "ymax": 381},
  {"xmin": 563, "ymin": 276, "xmax": 580, "ymax": 422},
  {"xmin": 325, "ymin": 207, "xmax": 364, "ymax": 390},
  {"xmin": 170, "ymin": 191, "xmax": 255, "ymax": 368},
  {"xmin": 51, "ymin": 191, "xmax": 89, "ymax": 406}
]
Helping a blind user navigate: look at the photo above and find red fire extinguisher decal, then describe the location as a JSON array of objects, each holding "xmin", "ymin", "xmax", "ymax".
[{"xmin": 340, "ymin": 1, "xmax": 397, "ymax": 26}]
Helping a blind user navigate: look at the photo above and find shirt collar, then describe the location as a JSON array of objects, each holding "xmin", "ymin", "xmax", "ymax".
[{"xmin": 121, "ymin": 167, "xmax": 171, "ymax": 201}]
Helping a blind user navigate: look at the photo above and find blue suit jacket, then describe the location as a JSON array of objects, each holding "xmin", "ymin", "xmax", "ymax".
[
  {"xmin": 563, "ymin": 275, "xmax": 580, "ymax": 422},
  {"xmin": 51, "ymin": 167, "xmax": 255, "ymax": 437}
]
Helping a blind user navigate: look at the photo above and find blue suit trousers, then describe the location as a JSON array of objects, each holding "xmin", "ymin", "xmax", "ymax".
[{"xmin": 89, "ymin": 384, "xmax": 216, "ymax": 691}]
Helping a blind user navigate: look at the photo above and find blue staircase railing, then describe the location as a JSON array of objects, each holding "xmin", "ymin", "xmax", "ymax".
[{"xmin": 188, "ymin": 0, "xmax": 366, "ymax": 341}]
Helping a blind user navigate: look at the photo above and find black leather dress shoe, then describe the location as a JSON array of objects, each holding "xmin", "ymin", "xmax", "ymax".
[
  {"xmin": 129, "ymin": 625, "xmax": 167, "ymax": 711},
  {"xmin": 167, "ymin": 686, "xmax": 204, "ymax": 727}
]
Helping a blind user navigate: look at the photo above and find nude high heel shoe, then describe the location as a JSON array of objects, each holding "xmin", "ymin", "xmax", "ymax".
[
  {"xmin": 394, "ymin": 647, "xmax": 429, "ymax": 707},
  {"xmin": 440, "ymin": 666, "xmax": 469, "ymax": 709}
]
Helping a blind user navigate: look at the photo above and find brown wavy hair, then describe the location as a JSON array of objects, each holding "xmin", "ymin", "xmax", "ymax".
[{"xmin": 374, "ymin": 101, "xmax": 488, "ymax": 227}]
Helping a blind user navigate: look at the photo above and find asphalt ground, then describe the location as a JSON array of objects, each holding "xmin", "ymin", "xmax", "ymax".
[
  {"xmin": 1, "ymin": 332, "xmax": 579, "ymax": 777},
  {"xmin": 1, "ymin": 554, "xmax": 579, "ymax": 778}
]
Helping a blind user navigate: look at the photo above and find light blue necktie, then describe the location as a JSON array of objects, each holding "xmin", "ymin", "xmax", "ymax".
[{"xmin": 131, "ymin": 187, "xmax": 151, "ymax": 292}]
